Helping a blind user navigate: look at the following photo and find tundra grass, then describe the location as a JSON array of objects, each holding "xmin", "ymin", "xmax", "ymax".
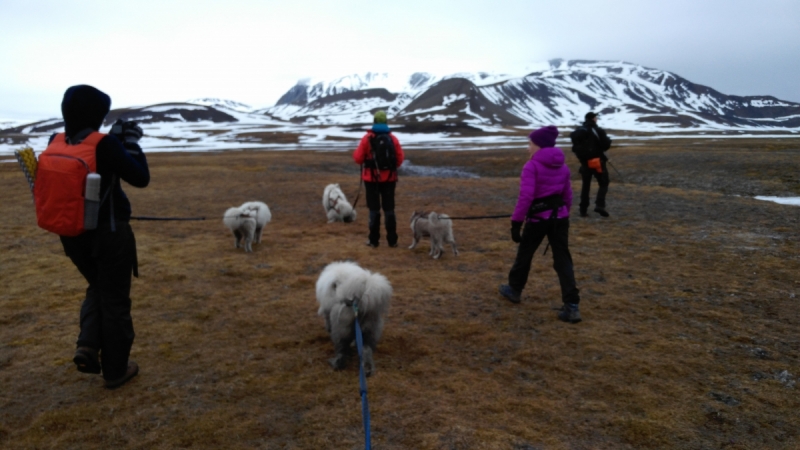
[{"xmin": 1, "ymin": 139, "xmax": 798, "ymax": 449}]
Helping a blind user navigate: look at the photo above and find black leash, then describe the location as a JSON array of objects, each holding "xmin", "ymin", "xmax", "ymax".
[
  {"xmin": 443, "ymin": 214, "xmax": 511, "ymax": 220},
  {"xmin": 130, "ymin": 216, "xmax": 206, "ymax": 221},
  {"xmin": 352, "ymin": 164, "xmax": 363, "ymax": 208}
]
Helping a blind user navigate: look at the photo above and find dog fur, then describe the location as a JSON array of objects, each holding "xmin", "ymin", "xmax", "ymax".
[
  {"xmin": 223, "ymin": 207, "xmax": 257, "ymax": 252},
  {"xmin": 323, "ymin": 184, "xmax": 356, "ymax": 223},
  {"xmin": 409, "ymin": 211, "xmax": 459, "ymax": 259},
  {"xmin": 315, "ymin": 261, "xmax": 392, "ymax": 376},
  {"xmin": 239, "ymin": 201, "xmax": 272, "ymax": 243}
]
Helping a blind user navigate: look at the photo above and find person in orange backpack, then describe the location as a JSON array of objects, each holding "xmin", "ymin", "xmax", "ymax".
[{"xmin": 39, "ymin": 85, "xmax": 149, "ymax": 389}]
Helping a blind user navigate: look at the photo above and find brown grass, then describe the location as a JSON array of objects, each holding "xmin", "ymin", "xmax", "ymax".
[{"xmin": 1, "ymin": 138, "xmax": 798, "ymax": 449}]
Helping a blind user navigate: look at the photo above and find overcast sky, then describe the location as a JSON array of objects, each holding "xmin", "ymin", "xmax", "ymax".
[{"xmin": 1, "ymin": 0, "xmax": 799, "ymax": 120}]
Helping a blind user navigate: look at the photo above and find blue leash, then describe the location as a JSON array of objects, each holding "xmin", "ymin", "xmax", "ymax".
[{"xmin": 352, "ymin": 300, "xmax": 372, "ymax": 450}]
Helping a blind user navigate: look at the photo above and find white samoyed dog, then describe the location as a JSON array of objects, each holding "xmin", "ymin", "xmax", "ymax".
[
  {"xmin": 322, "ymin": 184, "xmax": 356, "ymax": 223},
  {"xmin": 239, "ymin": 201, "xmax": 272, "ymax": 243},
  {"xmin": 223, "ymin": 207, "xmax": 257, "ymax": 252},
  {"xmin": 315, "ymin": 261, "xmax": 391, "ymax": 376}
]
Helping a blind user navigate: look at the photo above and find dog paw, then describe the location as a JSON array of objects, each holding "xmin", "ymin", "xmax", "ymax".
[
  {"xmin": 329, "ymin": 356, "xmax": 346, "ymax": 370},
  {"xmin": 363, "ymin": 349, "xmax": 375, "ymax": 377}
]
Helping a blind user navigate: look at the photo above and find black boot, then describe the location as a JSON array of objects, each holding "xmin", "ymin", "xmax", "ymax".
[
  {"xmin": 558, "ymin": 303, "xmax": 582, "ymax": 323},
  {"xmin": 367, "ymin": 210, "xmax": 381, "ymax": 247}
]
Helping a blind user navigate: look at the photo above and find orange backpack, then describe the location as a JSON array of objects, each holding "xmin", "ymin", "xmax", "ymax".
[{"xmin": 34, "ymin": 132, "xmax": 104, "ymax": 236}]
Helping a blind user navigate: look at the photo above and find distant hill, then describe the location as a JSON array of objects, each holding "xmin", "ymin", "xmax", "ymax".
[{"xmin": 3, "ymin": 59, "xmax": 799, "ymax": 155}]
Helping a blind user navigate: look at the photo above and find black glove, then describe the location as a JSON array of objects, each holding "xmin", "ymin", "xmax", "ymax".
[
  {"xmin": 511, "ymin": 221, "xmax": 523, "ymax": 243},
  {"xmin": 110, "ymin": 119, "xmax": 143, "ymax": 144}
]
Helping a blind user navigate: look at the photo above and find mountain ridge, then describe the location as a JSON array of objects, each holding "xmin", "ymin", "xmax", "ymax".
[
  {"xmin": 2, "ymin": 59, "xmax": 799, "ymax": 155},
  {"xmin": 262, "ymin": 59, "xmax": 800, "ymax": 129}
]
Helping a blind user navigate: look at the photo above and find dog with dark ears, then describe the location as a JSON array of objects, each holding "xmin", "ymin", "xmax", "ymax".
[{"xmin": 409, "ymin": 211, "xmax": 458, "ymax": 259}]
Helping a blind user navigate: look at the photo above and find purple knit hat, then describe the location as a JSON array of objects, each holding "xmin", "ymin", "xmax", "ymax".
[{"xmin": 528, "ymin": 125, "xmax": 559, "ymax": 148}]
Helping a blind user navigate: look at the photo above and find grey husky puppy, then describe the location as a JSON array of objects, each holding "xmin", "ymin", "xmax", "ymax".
[
  {"xmin": 409, "ymin": 211, "xmax": 459, "ymax": 259},
  {"xmin": 223, "ymin": 207, "xmax": 257, "ymax": 252},
  {"xmin": 315, "ymin": 261, "xmax": 392, "ymax": 376}
]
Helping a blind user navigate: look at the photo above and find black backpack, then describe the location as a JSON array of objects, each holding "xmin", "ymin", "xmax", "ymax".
[
  {"xmin": 369, "ymin": 132, "xmax": 397, "ymax": 172},
  {"xmin": 570, "ymin": 126, "xmax": 593, "ymax": 161}
]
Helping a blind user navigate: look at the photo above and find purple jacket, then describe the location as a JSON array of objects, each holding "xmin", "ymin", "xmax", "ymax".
[{"xmin": 511, "ymin": 147, "xmax": 573, "ymax": 222}]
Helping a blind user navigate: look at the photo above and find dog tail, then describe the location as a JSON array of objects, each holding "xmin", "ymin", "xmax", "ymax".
[{"xmin": 361, "ymin": 271, "xmax": 392, "ymax": 316}]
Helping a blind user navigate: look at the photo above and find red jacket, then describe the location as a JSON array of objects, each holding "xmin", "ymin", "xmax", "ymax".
[{"xmin": 353, "ymin": 130, "xmax": 404, "ymax": 182}]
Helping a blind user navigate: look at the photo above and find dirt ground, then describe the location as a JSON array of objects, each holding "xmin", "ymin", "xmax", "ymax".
[{"xmin": 1, "ymin": 138, "xmax": 798, "ymax": 449}]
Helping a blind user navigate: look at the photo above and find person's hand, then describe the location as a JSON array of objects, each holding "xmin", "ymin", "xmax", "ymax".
[
  {"xmin": 511, "ymin": 221, "xmax": 522, "ymax": 243},
  {"xmin": 110, "ymin": 119, "xmax": 143, "ymax": 144},
  {"xmin": 121, "ymin": 121, "xmax": 143, "ymax": 144}
]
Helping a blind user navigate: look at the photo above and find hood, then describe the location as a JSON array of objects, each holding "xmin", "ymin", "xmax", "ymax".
[
  {"xmin": 371, "ymin": 123, "xmax": 390, "ymax": 133},
  {"xmin": 532, "ymin": 146, "xmax": 565, "ymax": 168},
  {"xmin": 61, "ymin": 85, "xmax": 111, "ymax": 138}
]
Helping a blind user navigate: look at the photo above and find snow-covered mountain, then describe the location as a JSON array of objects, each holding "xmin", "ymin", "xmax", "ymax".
[
  {"xmin": 264, "ymin": 59, "xmax": 800, "ymax": 130},
  {"xmin": 3, "ymin": 59, "xmax": 800, "ymax": 156}
]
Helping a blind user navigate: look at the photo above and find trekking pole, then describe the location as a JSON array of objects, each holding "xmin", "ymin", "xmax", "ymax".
[
  {"xmin": 607, "ymin": 160, "xmax": 625, "ymax": 184},
  {"xmin": 352, "ymin": 299, "xmax": 372, "ymax": 450},
  {"xmin": 14, "ymin": 147, "xmax": 37, "ymax": 199}
]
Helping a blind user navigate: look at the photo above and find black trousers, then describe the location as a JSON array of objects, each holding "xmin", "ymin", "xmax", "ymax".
[
  {"xmin": 365, "ymin": 181, "xmax": 397, "ymax": 246},
  {"xmin": 60, "ymin": 222, "xmax": 137, "ymax": 381},
  {"xmin": 508, "ymin": 218, "xmax": 580, "ymax": 304},
  {"xmin": 579, "ymin": 162, "xmax": 609, "ymax": 211}
]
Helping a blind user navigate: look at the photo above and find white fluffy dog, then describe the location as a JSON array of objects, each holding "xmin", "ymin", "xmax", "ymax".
[
  {"xmin": 316, "ymin": 261, "xmax": 392, "ymax": 376},
  {"xmin": 223, "ymin": 207, "xmax": 257, "ymax": 252},
  {"xmin": 240, "ymin": 201, "xmax": 272, "ymax": 243},
  {"xmin": 409, "ymin": 211, "xmax": 459, "ymax": 259},
  {"xmin": 323, "ymin": 183, "xmax": 356, "ymax": 223}
]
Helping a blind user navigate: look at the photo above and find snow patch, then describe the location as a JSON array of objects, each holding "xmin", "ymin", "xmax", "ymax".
[
  {"xmin": 144, "ymin": 105, "xmax": 208, "ymax": 113},
  {"xmin": 754, "ymin": 196, "xmax": 800, "ymax": 206}
]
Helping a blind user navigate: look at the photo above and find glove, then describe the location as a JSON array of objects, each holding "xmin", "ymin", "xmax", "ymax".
[
  {"xmin": 511, "ymin": 221, "xmax": 522, "ymax": 243},
  {"xmin": 110, "ymin": 119, "xmax": 143, "ymax": 144}
]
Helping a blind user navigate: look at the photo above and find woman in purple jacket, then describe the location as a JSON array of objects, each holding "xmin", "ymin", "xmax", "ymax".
[{"xmin": 499, "ymin": 126, "xmax": 582, "ymax": 323}]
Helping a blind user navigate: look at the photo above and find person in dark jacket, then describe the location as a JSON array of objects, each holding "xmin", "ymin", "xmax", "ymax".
[
  {"xmin": 48, "ymin": 85, "xmax": 150, "ymax": 389},
  {"xmin": 353, "ymin": 110, "xmax": 404, "ymax": 248},
  {"xmin": 570, "ymin": 112, "xmax": 612, "ymax": 217},
  {"xmin": 499, "ymin": 126, "xmax": 582, "ymax": 323}
]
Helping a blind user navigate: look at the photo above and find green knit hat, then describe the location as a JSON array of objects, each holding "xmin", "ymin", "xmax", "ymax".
[{"xmin": 373, "ymin": 110, "xmax": 387, "ymax": 124}]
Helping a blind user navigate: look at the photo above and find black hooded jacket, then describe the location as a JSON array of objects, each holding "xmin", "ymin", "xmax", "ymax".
[
  {"xmin": 569, "ymin": 121, "xmax": 612, "ymax": 163},
  {"xmin": 50, "ymin": 85, "xmax": 150, "ymax": 224}
]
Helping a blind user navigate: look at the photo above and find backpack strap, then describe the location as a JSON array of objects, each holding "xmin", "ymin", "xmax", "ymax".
[{"xmin": 96, "ymin": 175, "xmax": 117, "ymax": 231}]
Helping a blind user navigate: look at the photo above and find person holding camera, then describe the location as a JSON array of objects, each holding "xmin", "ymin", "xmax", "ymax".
[
  {"xmin": 45, "ymin": 85, "xmax": 150, "ymax": 389},
  {"xmin": 570, "ymin": 112, "xmax": 612, "ymax": 217},
  {"xmin": 499, "ymin": 126, "xmax": 582, "ymax": 323}
]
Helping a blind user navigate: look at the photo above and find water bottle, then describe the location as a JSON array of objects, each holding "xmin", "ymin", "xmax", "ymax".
[{"xmin": 84, "ymin": 173, "xmax": 101, "ymax": 230}]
